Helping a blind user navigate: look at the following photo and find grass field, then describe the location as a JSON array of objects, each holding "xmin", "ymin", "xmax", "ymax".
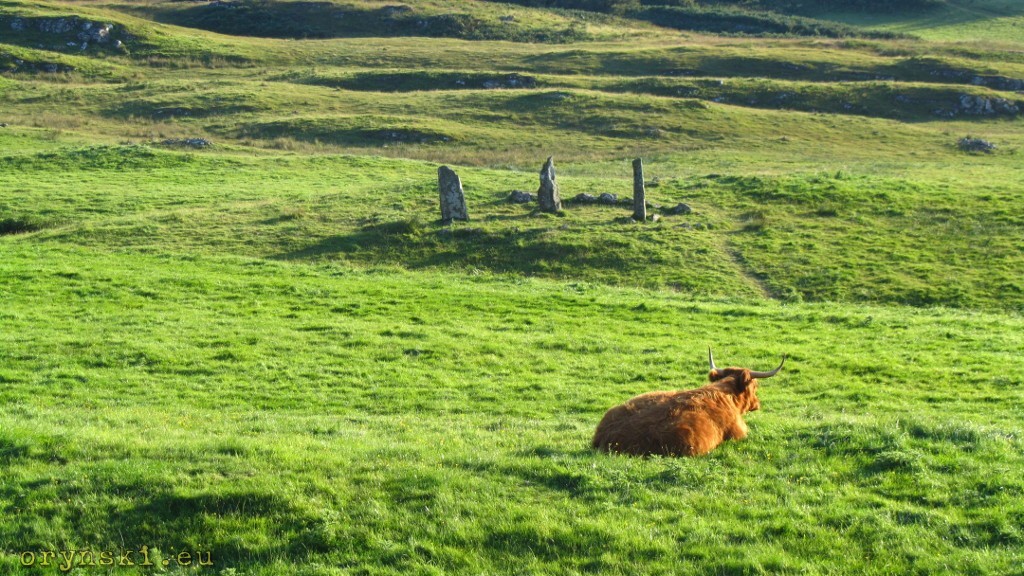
[{"xmin": 2, "ymin": 0, "xmax": 1023, "ymax": 574}]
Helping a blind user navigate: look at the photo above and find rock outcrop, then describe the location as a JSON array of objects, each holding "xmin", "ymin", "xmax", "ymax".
[
  {"xmin": 4, "ymin": 16, "xmax": 127, "ymax": 52},
  {"xmin": 508, "ymin": 190, "xmax": 533, "ymax": 204},
  {"xmin": 956, "ymin": 94, "xmax": 1020, "ymax": 116}
]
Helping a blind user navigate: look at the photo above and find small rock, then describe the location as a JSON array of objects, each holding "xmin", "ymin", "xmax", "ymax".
[
  {"xmin": 957, "ymin": 137, "xmax": 996, "ymax": 153},
  {"xmin": 508, "ymin": 190, "xmax": 534, "ymax": 203},
  {"xmin": 572, "ymin": 193, "xmax": 596, "ymax": 203},
  {"xmin": 666, "ymin": 203, "xmax": 692, "ymax": 215},
  {"xmin": 382, "ymin": 5, "xmax": 413, "ymax": 16},
  {"xmin": 597, "ymin": 193, "xmax": 617, "ymax": 205},
  {"xmin": 160, "ymin": 138, "xmax": 213, "ymax": 148},
  {"xmin": 503, "ymin": 73, "xmax": 535, "ymax": 88},
  {"xmin": 648, "ymin": 214, "xmax": 661, "ymax": 223},
  {"xmin": 0, "ymin": 123, "xmax": 8, "ymax": 128}
]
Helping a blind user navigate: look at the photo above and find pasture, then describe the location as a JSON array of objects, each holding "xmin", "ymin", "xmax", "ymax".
[{"xmin": 1, "ymin": 0, "xmax": 1023, "ymax": 574}]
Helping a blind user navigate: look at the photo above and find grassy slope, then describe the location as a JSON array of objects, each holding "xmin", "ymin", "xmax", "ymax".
[
  {"xmin": 811, "ymin": 0, "xmax": 1024, "ymax": 46},
  {"xmin": 2, "ymin": 241, "xmax": 1022, "ymax": 575},
  {"xmin": 1, "ymin": 0, "xmax": 1024, "ymax": 574},
  {"xmin": 2, "ymin": 139, "xmax": 1021, "ymax": 310}
]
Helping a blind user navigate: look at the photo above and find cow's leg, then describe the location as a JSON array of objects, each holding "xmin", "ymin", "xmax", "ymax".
[{"xmin": 727, "ymin": 418, "xmax": 748, "ymax": 441}]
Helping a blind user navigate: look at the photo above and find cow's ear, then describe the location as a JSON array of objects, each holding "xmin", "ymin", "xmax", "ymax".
[
  {"xmin": 733, "ymin": 369, "xmax": 753, "ymax": 392},
  {"xmin": 708, "ymin": 369, "xmax": 722, "ymax": 382}
]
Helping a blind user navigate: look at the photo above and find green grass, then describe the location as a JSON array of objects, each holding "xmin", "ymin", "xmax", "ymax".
[
  {"xmin": 805, "ymin": 0, "xmax": 1024, "ymax": 47},
  {"xmin": 1, "ymin": 142, "xmax": 1021, "ymax": 310},
  {"xmin": 1, "ymin": 0, "xmax": 1024, "ymax": 573},
  {"xmin": 2, "ymin": 241, "xmax": 1023, "ymax": 575}
]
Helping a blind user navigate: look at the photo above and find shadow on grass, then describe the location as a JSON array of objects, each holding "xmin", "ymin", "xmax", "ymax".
[
  {"xmin": 107, "ymin": 489, "xmax": 335, "ymax": 562},
  {"xmin": 270, "ymin": 219, "xmax": 639, "ymax": 279}
]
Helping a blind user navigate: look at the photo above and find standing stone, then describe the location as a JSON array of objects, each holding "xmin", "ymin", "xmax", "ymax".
[
  {"xmin": 632, "ymin": 158, "xmax": 646, "ymax": 222},
  {"xmin": 438, "ymin": 166, "xmax": 468, "ymax": 223},
  {"xmin": 536, "ymin": 156, "xmax": 562, "ymax": 213}
]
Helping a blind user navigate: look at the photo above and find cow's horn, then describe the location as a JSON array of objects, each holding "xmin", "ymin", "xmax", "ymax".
[
  {"xmin": 708, "ymin": 347, "xmax": 718, "ymax": 371},
  {"xmin": 749, "ymin": 354, "xmax": 787, "ymax": 379}
]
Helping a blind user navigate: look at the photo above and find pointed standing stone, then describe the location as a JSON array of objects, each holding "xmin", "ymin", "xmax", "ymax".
[
  {"xmin": 536, "ymin": 156, "xmax": 562, "ymax": 213},
  {"xmin": 632, "ymin": 158, "xmax": 646, "ymax": 222},
  {"xmin": 438, "ymin": 166, "xmax": 468, "ymax": 223}
]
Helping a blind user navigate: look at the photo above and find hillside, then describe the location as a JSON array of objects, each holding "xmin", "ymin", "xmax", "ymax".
[{"xmin": 1, "ymin": 0, "xmax": 1023, "ymax": 574}]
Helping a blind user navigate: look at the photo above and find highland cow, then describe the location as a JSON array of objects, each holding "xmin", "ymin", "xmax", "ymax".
[{"xmin": 592, "ymin": 349, "xmax": 786, "ymax": 457}]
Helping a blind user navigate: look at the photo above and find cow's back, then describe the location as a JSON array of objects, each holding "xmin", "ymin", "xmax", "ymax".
[{"xmin": 593, "ymin": 388, "xmax": 731, "ymax": 456}]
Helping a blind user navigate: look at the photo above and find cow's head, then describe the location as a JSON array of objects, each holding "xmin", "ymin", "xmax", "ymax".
[{"xmin": 707, "ymin": 349, "xmax": 786, "ymax": 413}]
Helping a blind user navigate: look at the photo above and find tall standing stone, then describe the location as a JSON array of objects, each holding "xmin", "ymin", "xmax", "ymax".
[
  {"xmin": 632, "ymin": 158, "xmax": 646, "ymax": 222},
  {"xmin": 536, "ymin": 156, "xmax": 562, "ymax": 213},
  {"xmin": 438, "ymin": 166, "xmax": 468, "ymax": 223}
]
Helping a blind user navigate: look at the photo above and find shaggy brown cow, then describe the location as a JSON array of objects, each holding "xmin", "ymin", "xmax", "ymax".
[{"xmin": 592, "ymin": 349, "xmax": 786, "ymax": 457}]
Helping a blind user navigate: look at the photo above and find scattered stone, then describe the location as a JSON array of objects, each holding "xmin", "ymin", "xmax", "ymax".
[
  {"xmin": 536, "ymin": 156, "xmax": 562, "ymax": 213},
  {"xmin": 957, "ymin": 137, "xmax": 996, "ymax": 153},
  {"xmin": 499, "ymin": 15, "xmax": 516, "ymax": 23},
  {"xmin": 0, "ymin": 123, "xmax": 7, "ymax": 128},
  {"xmin": 597, "ymin": 193, "xmax": 617, "ymax": 205},
  {"xmin": 572, "ymin": 193, "xmax": 596, "ymax": 203},
  {"xmin": 666, "ymin": 203, "xmax": 692, "ymax": 215},
  {"xmin": 160, "ymin": 138, "xmax": 213, "ymax": 148},
  {"xmin": 437, "ymin": 166, "xmax": 469, "ymax": 223},
  {"xmin": 543, "ymin": 91, "xmax": 573, "ymax": 101},
  {"xmin": 508, "ymin": 190, "xmax": 533, "ymax": 203},
  {"xmin": 675, "ymin": 223, "xmax": 693, "ymax": 230},
  {"xmin": 648, "ymin": 214, "xmax": 661, "ymax": 223},
  {"xmin": 693, "ymin": 222, "xmax": 707, "ymax": 230}
]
